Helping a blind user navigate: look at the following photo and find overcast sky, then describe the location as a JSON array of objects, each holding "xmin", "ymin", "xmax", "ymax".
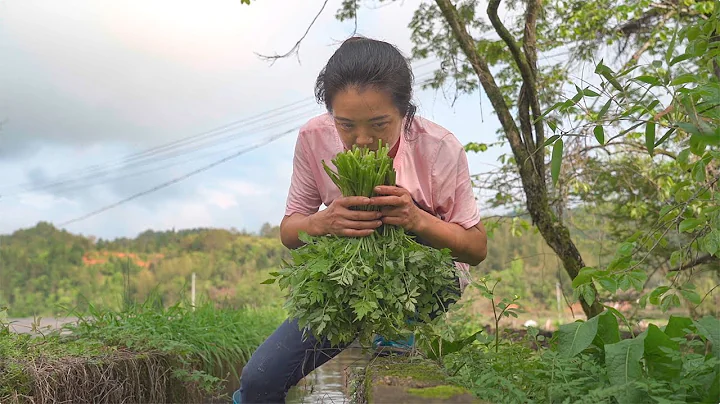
[{"xmin": 0, "ymin": 0, "xmax": 508, "ymax": 240}]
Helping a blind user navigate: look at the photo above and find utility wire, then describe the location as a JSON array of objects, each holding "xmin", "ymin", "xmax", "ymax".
[
  {"xmin": 57, "ymin": 128, "xmax": 298, "ymax": 227},
  {"xmin": 55, "ymin": 70, "xmax": 442, "ymax": 226},
  {"xmin": 0, "ymin": 108, "xmax": 321, "ymax": 197},
  {"xmin": 2, "ymin": 59, "xmax": 442, "ymax": 196}
]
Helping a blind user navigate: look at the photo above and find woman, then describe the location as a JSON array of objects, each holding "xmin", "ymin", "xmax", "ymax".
[{"xmin": 235, "ymin": 36, "xmax": 487, "ymax": 404}]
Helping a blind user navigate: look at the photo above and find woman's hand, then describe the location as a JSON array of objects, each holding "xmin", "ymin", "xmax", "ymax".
[
  {"xmin": 312, "ymin": 196, "xmax": 383, "ymax": 237},
  {"xmin": 369, "ymin": 186, "xmax": 425, "ymax": 232}
]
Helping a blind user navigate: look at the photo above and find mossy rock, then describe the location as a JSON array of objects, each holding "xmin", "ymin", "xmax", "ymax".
[{"xmin": 350, "ymin": 356, "xmax": 488, "ymax": 404}]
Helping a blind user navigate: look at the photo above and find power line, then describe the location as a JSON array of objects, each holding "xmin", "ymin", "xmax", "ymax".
[
  {"xmin": 0, "ymin": 107, "xmax": 320, "ymax": 198},
  {"xmin": 54, "ymin": 70, "xmax": 443, "ymax": 226},
  {"xmin": 57, "ymin": 128, "xmax": 299, "ymax": 227},
  {"xmin": 0, "ymin": 102, "xmax": 320, "ymax": 195},
  {"xmin": 2, "ymin": 59, "xmax": 443, "ymax": 196}
]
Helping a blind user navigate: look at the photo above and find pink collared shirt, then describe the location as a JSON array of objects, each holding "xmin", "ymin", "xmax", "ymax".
[{"xmin": 284, "ymin": 113, "xmax": 480, "ymax": 291}]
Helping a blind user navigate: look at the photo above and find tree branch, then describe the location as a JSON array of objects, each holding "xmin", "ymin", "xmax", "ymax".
[
  {"xmin": 522, "ymin": 0, "xmax": 545, "ymax": 179},
  {"xmin": 669, "ymin": 254, "xmax": 718, "ymax": 272},
  {"xmin": 434, "ymin": 0, "xmax": 523, "ymax": 156},
  {"xmin": 255, "ymin": 0, "xmax": 331, "ymax": 64},
  {"xmin": 488, "ymin": 0, "xmax": 544, "ymax": 177},
  {"xmin": 622, "ymin": 11, "xmax": 675, "ymax": 69}
]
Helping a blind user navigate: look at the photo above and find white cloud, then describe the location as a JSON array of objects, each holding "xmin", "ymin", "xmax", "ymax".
[{"xmin": 0, "ymin": 0, "xmax": 508, "ymax": 239}]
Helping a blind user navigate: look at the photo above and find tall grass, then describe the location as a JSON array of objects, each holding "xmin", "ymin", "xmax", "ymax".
[{"xmin": 64, "ymin": 293, "xmax": 286, "ymax": 388}]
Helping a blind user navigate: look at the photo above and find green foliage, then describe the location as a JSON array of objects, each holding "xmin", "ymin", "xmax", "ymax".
[
  {"xmin": 66, "ymin": 297, "xmax": 285, "ymax": 389},
  {"xmin": 272, "ymin": 143, "xmax": 459, "ymax": 346},
  {"xmin": 441, "ymin": 294, "xmax": 719, "ymax": 403},
  {"xmin": 0, "ymin": 222, "xmax": 289, "ymax": 317},
  {"xmin": 0, "ymin": 298, "xmax": 284, "ymax": 399},
  {"xmin": 550, "ymin": 5, "xmax": 720, "ymax": 316}
]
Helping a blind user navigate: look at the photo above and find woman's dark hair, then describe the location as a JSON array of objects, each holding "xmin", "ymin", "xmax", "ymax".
[{"xmin": 315, "ymin": 36, "xmax": 417, "ymax": 133}]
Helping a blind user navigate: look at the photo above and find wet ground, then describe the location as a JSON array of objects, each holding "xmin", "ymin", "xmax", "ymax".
[{"xmin": 286, "ymin": 345, "xmax": 371, "ymax": 404}]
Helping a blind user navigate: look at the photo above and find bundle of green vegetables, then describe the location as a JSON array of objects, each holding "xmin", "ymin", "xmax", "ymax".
[{"xmin": 267, "ymin": 142, "xmax": 459, "ymax": 347}]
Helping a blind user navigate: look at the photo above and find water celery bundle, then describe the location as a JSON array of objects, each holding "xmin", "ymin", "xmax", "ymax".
[{"xmin": 269, "ymin": 142, "xmax": 459, "ymax": 347}]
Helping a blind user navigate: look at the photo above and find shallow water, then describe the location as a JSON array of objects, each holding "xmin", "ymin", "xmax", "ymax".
[{"xmin": 286, "ymin": 346, "xmax": 371, "ymax": 404}]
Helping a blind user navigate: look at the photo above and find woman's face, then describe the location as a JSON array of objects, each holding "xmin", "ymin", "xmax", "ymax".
[{"xmin": 330, "ymin": 87, "xmax": 403, "ymax": 151}]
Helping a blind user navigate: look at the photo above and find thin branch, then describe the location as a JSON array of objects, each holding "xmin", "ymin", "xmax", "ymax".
[
  {"xmin": 668, "ymin": 254, "xmax": 717, "ymax": 272},
  {"xmin": 434, "ymin": 0, "xmax": 523, "ymax": 154},
  {"xmin": 522, "ymin": 0, "xmax": 545, "ymax": 177},
  {"xmin": 255, "ymin": 0, "xmax": 331, "ymax": 64},
  {"xmin": 487, "ymin": 0, "xmax": 543, "ymax": 176}
]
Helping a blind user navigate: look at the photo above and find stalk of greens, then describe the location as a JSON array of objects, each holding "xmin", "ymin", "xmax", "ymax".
[{"xmin": 267, "ymin": 141, "xmax": 459, "ymax": 347}]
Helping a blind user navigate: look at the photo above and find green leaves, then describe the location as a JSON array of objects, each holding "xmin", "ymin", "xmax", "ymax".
[
  {"xmin": 645, "ymin": 120, "xmax": 656, "ymax": 156},
  {"xmin": 557, "ymin": 315, "xmax": 599, "ymax": 358},
  {"xmin": 604, "ymin": 336, "xmax": 646, "ymax": 404},
  {"xmin": 273, "ymin": 144, "xmax": 459, "ymax": 346},
  {"xmin": 593, "ymin": 125, "xmax": 605, "ymax": 145},
  {"xmin": 551, "ymin": 138, "xmax": 564, "ymax": 186}
]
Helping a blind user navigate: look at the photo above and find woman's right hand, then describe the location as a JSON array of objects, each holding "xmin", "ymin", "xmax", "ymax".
[{"xmin": 311, "ymin": 196, "xmax": 383, "ymax": 237}]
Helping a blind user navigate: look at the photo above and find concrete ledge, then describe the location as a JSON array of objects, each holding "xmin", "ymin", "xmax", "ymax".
[{"xmin": 346, "ymin": 356, "xmax": 488, "ymax": 404}]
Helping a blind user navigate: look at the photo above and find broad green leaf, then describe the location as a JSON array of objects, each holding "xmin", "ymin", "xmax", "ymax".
[
  {"xmin": 594, "ymin": 125, "xmax": 605, "ymax": 145},
  {"xmin": 593, "ymin": 311, "xmax": 621, "ymax": 350},
  {"xmin": 646, "ymin": 120, "xmax": 656, "ymax": 156},
  {"xmin": 422, "ymin": 330, "xmax": 483, "ymax": 360},
  {"xmin": 597, "ymin": 99, "xmax": 612, "ymax": 120},
  {"xmin": 680, "ymin": 289, "xmax": 702, "ymax": 305},
  {"xmin": 663, "ymin": 315, "xmax": 694, "ymax": 339},
  {"xmin": 598, "ymin": 277, "xmax": 618, "ymax": 294},
  {"xmin": 693, "ymin": 160, "xmax": 707, "ymax": 182},
  {"xmin": 260, "ymin": 278, "xmax": 276, "ymax": 284},
  {"xmin": 679, "ymin": 218, "xmax": 704, "ymax": 233},
  {"xmin": 605, "ymin": 335, "xmax": 646, "ymax": 404},
  {"xmin": 669, "ymin": 53, "xmax": 692, "ymax": 66},
  {"xmin": 671, "ymin": 73, "xmax": 697, "ymax": 86},
  {"xmin": 694, "ymin": 316, "xmax": 720, "ymax": 358},
  {"xmin": 572, "ymin": 267, "xmax": 597, "ymax": 288},
  {"xmin": 627, "ymin": 270, "xmax": 647, "ymax": 292},
  {"xmin": 644, "ymin": 324, "xmax": 682, "ymax": 380},
  {"xmin": 618, "ymin": 242, "xmax": 635, "ymax": 257},
  {"xmin": 558, "ymin": 315, "xmax": 600, "ymax": 358},
  {"xmin": 649, "ymin": 286, "xmax": 671, "ymax": 305},
  {"xmin": 677, "ymin": 122, "xmax": 701, "ymax": 136},
  {"xmin": 634, "ymin": 75, "xmax": 661, "ymax": 86},
  {"xmin": 583, "ymin": 88, "xmax": 601, "ymax": 97},
  {"xmin": 543, "ymin": 134, "xmax": 561, "ymax": 147},
  {"xmin": 582, "ymin": 285, "xmax": 596, "ymax": 307},
  {"xmin": 551, "ymin": 138, "xmax": 563, "ymax": 186},
  {"xmin": 677, "ymin": 148, "xmax": 691, "ymax": 169}
]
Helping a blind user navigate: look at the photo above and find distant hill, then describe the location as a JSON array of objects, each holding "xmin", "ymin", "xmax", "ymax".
[
  {"xmin": 0, "ymin": 222, "xmax": 288, "ymax": 317},
  {"xmin": 0, "ymin": 216, "xmax": 617, "ymax": 318}
]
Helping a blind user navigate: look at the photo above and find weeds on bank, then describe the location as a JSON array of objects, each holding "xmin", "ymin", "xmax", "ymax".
[
  {"xmin": 0, "ymin": 296, "xmax": 286, "ymax": 401},
  {"xmin": 418, "ymin": 277, "xmax": 720, "ymax": 403}
]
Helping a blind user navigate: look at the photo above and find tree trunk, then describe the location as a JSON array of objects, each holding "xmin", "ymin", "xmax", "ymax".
[{"xmin": 435, "ymin": 0, "xmax": 603, "ymax": 318}]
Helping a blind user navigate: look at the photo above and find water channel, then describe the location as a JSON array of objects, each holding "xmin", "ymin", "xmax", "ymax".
[{"xmin": 286, "ymin": 346, "xmax": 371, "ymax": 404}]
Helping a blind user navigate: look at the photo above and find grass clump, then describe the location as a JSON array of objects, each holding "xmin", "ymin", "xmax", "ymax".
[
  {"xmin": 407, "ymin": 385, "xmax": 469, "ymax": 399},
  {"xmin": 0, "ymin": 296, "xmax": 285, "ymax": 403}
]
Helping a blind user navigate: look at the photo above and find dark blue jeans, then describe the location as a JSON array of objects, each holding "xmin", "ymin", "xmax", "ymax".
[{"xmin": 237, "ymin": 277, "xmax": 461, "ymax": 403}]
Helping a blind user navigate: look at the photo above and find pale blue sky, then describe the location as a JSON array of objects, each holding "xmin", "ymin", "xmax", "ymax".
[{"xmin": 0, "ymin": 0, "xmax": 508, "ymax": 239}]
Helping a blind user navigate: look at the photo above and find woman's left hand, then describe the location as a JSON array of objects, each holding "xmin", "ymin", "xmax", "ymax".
[{"xmin": 370, "ymin": 186, "xmax": 425, "ymax": 232}]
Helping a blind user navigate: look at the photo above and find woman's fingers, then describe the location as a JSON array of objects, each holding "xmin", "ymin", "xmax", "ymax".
[
  {"xmin": 340, "ymin": 218, "xmax": 383, "ymax": 230},
  {"xmin": 339, "ymin": 228, "xmax": 376, "ymax": 237},
  {"xmin": 336, "ymin": 196, "xmax": 372, "ymax": 208}
]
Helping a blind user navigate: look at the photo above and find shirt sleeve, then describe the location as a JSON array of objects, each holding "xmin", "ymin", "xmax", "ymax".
[
  {"xmin": 284, "ymin": 130, "xmax": 323, "ymax": 217},
  {"xmin": 431, "ymin": 134, "xmax": 481, "ymax": 229}
]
